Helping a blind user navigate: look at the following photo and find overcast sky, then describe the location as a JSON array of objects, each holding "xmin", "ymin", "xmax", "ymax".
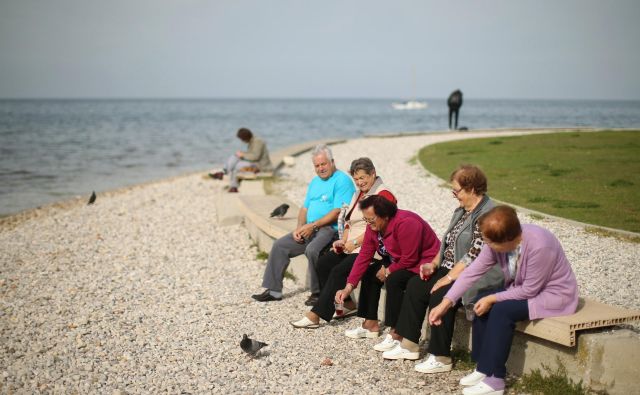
[{"xmin": 1, "ymin": 0, "xmax": 639, "ymax": 100}]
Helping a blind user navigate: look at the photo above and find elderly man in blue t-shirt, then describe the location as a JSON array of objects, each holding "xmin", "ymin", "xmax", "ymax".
[{"xmin": 252, "ymin": 144, "xmax": 355, "ymax": 304}]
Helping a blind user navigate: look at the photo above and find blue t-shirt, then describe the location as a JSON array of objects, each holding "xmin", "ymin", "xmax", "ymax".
[{"xmin": 303, "ymin": 170, "xmax": 355, "ymax": 229}]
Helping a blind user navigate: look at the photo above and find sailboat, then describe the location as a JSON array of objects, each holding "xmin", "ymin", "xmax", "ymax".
[
  {"xmin": 391, "ymin": 100, "xmax": 428, "ymax": 110},
  {"xmin": 391, "ymin": 67, "xmax": 428, "ymax": 110}
]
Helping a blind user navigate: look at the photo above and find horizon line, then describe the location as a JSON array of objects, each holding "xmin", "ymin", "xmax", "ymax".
[{"xmin": 1, "ymin": 96, "xmax": 639, "ymax": 102}]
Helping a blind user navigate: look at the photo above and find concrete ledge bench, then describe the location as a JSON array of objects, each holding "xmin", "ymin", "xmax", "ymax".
[
  {"xmin": 237, "ymin": 170, "xmax": 275, "ymax": 181},
  {"xmin": 237, "ymin": 195, "xmax": 298, "ymax": 240},
  {"xmin": 237, "ymin": 195, "xmax": 311, "ymax": 285},
  {"xmin": 516, "ymin": 298, "xmax": 640, "ymax": 347}
]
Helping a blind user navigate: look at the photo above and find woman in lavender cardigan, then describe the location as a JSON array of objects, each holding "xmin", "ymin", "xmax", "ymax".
[{"xmin": 428, "ymin": 205, "xmax": 578, "ymax": 395}]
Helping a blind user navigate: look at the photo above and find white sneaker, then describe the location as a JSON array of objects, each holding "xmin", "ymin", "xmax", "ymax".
[
  {"xmin": 462, "ymin": 381, "xmax": 503, "ymax": 395},
  {"xmin": 414, "ymin": 354, "xmax": 453, "ymax": 373},
  {"xmin": 290, "ymin": 316, "xmax": 320, "ymax": 329},
  {"xmin": 381, "ymin": 343, "xmax": 420, "ymax": 360},
  {"xmin": 373, "ymin": 334, "xmax": 399, "ymax": 352},
  {"xmin": 344, "ymin": 326, "xmax": 380, "ymax": 339},
  {"xmin": 460, "ymin": 370, "xmax": 487, "ymax": 386}
]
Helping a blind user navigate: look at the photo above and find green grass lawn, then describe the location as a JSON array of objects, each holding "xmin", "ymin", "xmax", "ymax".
[{"xmin": 418, "ymin": 130, "xmax": 640, "ymax": 233}]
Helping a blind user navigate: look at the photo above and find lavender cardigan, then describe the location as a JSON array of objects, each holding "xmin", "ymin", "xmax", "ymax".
[{"xmin": 445, "ymin": 224, "xmax": 579, "ymax": 320}]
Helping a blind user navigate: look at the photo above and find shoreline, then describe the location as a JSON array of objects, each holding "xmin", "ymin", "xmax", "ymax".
[{"xmin": 0, "ymin": 170, "xmax": 207, "ymax": 232}]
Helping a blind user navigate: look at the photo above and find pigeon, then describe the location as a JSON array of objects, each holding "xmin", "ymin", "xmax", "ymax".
[
  {"xmin": 88, "ymin": 191, "xmax": 96, "ymax": 205},
  {"xmin": 270, "ymin": 203, "xmax": 289, "ymax": 219},
  {"xmin": 240, "ymin": 334, "xmax": 268, "ymax": 357}
]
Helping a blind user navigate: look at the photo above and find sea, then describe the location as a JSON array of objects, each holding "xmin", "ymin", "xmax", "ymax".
[{"xmin": 1, "ymin": 98, "xmax": 640, "ymax": 217}]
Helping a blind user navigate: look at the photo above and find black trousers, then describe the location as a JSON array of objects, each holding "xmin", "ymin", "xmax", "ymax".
[
  {"xmin": 449, "ymin": 108, "xmax": 460, "ymax": 129},
  {"xmin": 357, "ymin": 260, "xmax": 416, "ymax": 328},
  {"xmin": 395, "ymin": 266, "xmax": 459, "ymax": 356},
  {"xmin": 311, "ymin": 252, "xmax": 358, "ymax": 322}
]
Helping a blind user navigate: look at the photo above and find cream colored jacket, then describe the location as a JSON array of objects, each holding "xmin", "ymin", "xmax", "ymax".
[{"xmin": 343, "ymin": 176, "xmax": 392, "ymax": 254}]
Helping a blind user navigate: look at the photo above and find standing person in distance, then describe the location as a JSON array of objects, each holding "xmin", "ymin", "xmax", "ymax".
[{"xmin": 448, "ymin": 90, "xmax": 464, "ymax": 130}]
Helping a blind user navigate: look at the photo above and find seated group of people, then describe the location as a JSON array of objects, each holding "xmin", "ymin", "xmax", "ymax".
[{"xmin": 250, "ymin": 144, "xmax": 579, "ymax": 395}]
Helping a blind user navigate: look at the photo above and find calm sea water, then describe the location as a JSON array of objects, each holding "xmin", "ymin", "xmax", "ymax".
[{"xmin": 1, "ymin": 98, "xmax": 640, "ymax": 216}]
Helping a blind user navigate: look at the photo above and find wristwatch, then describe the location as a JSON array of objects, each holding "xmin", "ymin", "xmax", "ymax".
[
  {"xmin": 352, "ymin": 239, "xmax": 359, "ymax": 247},
  {"xmin": 312, "ymin": 223, "xmax": 319, "ymax": 232}
]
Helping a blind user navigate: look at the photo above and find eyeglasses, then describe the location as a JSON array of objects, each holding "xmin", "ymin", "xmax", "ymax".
[
  {"xmin": 362, "ymin": 215, "xmax": 377, "ymax": 224},
  {"xmin": 452, "ymin": 187, "xmax": 464, "ymax": 197}
]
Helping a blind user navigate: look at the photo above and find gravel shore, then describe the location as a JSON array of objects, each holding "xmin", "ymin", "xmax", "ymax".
[{"xmin": 1, "ymin": 131, "xmax": 639, "ymax": 394}]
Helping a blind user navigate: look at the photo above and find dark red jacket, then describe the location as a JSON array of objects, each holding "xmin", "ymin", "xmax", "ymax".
[{"xmin": 347, "ymin": 209, "xmax": 441, "ymax": 286}]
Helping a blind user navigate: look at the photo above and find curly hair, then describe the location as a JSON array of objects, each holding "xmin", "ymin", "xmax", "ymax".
[{"xmin": 450, "ymin": 164, "xmax": 488, "ymax": 195}]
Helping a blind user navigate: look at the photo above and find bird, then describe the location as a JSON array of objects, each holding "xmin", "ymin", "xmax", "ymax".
[
  {"xmin": 87, "ymin": 191, "xmax": 96, "ymax": 205},
  {"xmin": 240, "ymin": 334, "xmax": 268, "ymax": 357},
  {"xmin": 269, "ymin": 203, "xmax": 289, "ymax": 219}
]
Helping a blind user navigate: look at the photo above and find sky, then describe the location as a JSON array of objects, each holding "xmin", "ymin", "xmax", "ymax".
[{"xmin": 1, "ymin": 0, "xmax": 639, "ymax": 100}]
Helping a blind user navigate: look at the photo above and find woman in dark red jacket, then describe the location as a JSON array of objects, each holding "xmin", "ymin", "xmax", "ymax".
[{"xmin": 335, "ymin": 195, "xmax": 441, "ymax": 349}]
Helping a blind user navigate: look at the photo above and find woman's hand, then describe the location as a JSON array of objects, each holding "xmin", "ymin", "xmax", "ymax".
[
  {"xmin": 474, "ymin": 295, "xmax": 497, "ymax": 316},
  {"xmin": 335, "ymin": 285, "xmax": 353, "ymax": 303},
  {"xmin": 332, "ymin": 239, "xmax": 345, "ymax": 253},
  {"xmin": 375, "ymin": 266, "xmax": 387, "ymax": 282},
  {"xmin": 419, "ymin": 262, "xmax": 436, "ymax": 280},
  {"xmin": 428, "ymin": 298, "xmax": 453, "ymax": 326},
  {"xmin": 431, "ymin": 274, "xmax": 453, "ymax": 294},
  {"xmin": 344, "ymin": 240, "xmax": 357, "ymax": 253}
]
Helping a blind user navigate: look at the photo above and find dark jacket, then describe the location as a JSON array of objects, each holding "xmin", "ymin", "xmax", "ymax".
[
  {"xmin": 347, "ymin": 209, "xmax": 441, "ymax": 287},
  {"xmin": 447, "ymin": 90, "xmax": 463, "ymax": 110}
]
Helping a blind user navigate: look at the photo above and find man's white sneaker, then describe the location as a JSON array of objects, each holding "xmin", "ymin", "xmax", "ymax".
[
  {"xmin": 414, "ymin": 354, "xmax": 453, "ymax": 373},
  {"xmin": 344, "ymin": 326, "xmax": 379, "ymax": 339},
  {"xmin": 462, "ymin": 381, "xmax": 503, "ymax": 395},
  {"xmin": 459, "ymin": 370, "xmax": 487, "ymax": 386},
  {"xmin": 373, "ymin": 334, "xmax": 399, "ymax": 352},
  {"xmin": 381, "ymin": 344, "xmax": 420, "ymax": 360}
]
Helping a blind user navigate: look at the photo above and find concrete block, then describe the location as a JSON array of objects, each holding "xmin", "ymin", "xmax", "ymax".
[
  {"xmin": 290, "ymin": 255, "xmax": 309, "ymax": 291},
  {"xmin": 214, "ymin": 179, "xmax": 266, "ymax": 226},
  {"xmin": 446, "ymin": 313, "xmax": 640, "ymax": 395},
  {"xmin": 214, "ymin": 191, "xmax": 243, "ymax": 226},
  {"xmin": 575, "ymin": 329, "xmax": 640, "ymax": 395}
]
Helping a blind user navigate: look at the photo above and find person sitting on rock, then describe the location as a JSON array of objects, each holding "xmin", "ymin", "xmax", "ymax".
[
  {"xmin": 251, "ymin": 144, "xmax": 355, "ymax": 304},
  {"xmin": 334, "ymin": 196, "xmax": 441, "ymax": 346},
  {"xmin": 429, "ymin": 205, "xmax": 578, "ymax": 395},
  {"xmin": 209, "ymin": 127, "xmax": 273, "ymax": 193},
  {"xmin": 382, "ymin": 165, "xmax": 503, "ymax": 371}
]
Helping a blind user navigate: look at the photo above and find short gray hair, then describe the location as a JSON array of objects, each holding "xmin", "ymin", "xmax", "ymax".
[
  {"xmin": 349, "ymin": 157, "xmax": 376, "ymax": 175},
  {"xmin": 311, "ymin": 144, "xmax": 334, "ymax": 162}
]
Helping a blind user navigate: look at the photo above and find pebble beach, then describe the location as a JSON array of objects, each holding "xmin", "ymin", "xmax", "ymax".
[{"xmin": 1, "ymin": 131, "xmax": 639, "ymax": 394}]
